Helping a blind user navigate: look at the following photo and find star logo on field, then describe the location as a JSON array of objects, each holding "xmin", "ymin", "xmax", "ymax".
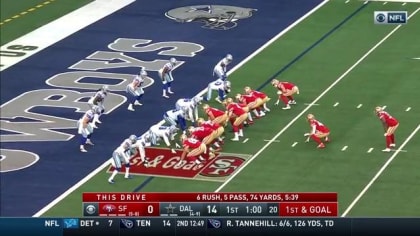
[{"xmin": 165, "ymin": 203, "xmax": 176, "ymax": 214}]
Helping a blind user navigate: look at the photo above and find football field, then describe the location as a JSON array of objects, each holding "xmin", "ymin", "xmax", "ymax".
[{"xmin": 1, "ymin": 0, "xmax": 420, "ymax": 217}]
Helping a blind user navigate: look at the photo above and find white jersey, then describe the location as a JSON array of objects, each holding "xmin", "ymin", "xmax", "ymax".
[
  {"xmin": 88, "ymin": 90, "xmax": 106, "ymax": 106},
  {"xmin": 158, "ymin": 62, "xmax": 175, "ymax": 84},
  {"xmin": 127, "ymin": 74, "xmax": 145, "ymax": 96},
  {"xmin": 149, "ymin": 125, "xmax": 177, "ymax": 146},
  {"xmin": 77, "ymin": 110, "xmax": 95, "ymax": 136},
  {"xmin": 213, "ymin": 57, "xmax": 231, "ymax": 79},
  {"xmin": 165, "ymin": 108, "xmax": 185, "ymax": 120}
]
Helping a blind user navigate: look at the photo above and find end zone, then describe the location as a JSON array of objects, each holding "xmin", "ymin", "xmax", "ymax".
[{"xmin": 107, "ymin": 147, "xmax": 252, "ymax": 182}]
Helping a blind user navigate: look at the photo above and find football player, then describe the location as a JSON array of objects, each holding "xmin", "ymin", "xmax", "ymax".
[
  {"xmin": 158, "ymin": 57, "xmax": 177, "ymax": 98},
  {"xmin": 88, "ymin": 85, "xmax": 109, "ymax": 127},
  {"xmin": 244, "ymin": 86, "xmax": 271, "ymax": 112},
  {"xmin": 108, "ymin": 134, "xmax": 137, "ymax": 183},
  {"xmin": 202, "ymin": 104, "xmax": 229, "ymax": 126},
  {"xmin": 375, "ymin": 106, "xmax": 399, "ymax": 152},
  {"xmin": 206, "ymin": 80, "xmax": 231, "ymax": 103},
  {"xmin": 304, "ymin": 114, "xmax": 330, "ymax": 149},
  {"xmin": 175, "ymin": 96, "xmax": 203, "ymax": 123},
  {"xmin": 163, "ymin": 108, "xmax": 187, "ymax": 133},
  {"xmin": 178, "ymin": 134, "xmax": 214, "ymax": 166},
  {"xmin": 147, "ymin": 124, "xmax": 180, "ymax": 153},
  {"xmin": 225, "ymin": 98, "xmax": 248, "ymax": 141},
  {"xmin": 271, "ymin": 79, "xmax": 300, "ymax": 110},
  {"xmin": 126, "ymin": 69, "xmax": 147, "ymax": 111},
  {"xmin": 213, "ymin": 54, "xmax": 233, "ymax": 81},
  {"xmin": 77, "ymin": 106, "xmax": 100, "ymax": 152},
  {"xmin": 131, "ymin": 133, "xmax": 152, "ymax": 167}
]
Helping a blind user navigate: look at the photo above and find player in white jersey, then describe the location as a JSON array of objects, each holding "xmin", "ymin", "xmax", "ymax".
[
  {"xmin": 158, "ymin": 57, "xmax": 177, "ymax": 98},
  {"xmin": 108, "ymin": 134, "xmax": 137, "ymax": 184},
  {"xmin": 213, "ymin": 54, "xmax": 233, "ymax": 81},
  {"xmin": 164, "ymin": 108, "xmax": 187, "ymax": 133},
  {"xmin": 147, "ymin": 124, "xmax": 180, "ymax": 153},
  {"xmin": 126, "ymin": 69, "xmax": 147, "ymax": 111},
  {"xmin": 175, "ymin": 96, "xmax": 203, "ymax": 123},
  {"xmin": 88, "ymin": 85, "xmax": 109, "ymax": 127},
  {"xmin": 77, "ymin": 106, "xmax": 100, "ymax": 152},
  {"xmin": 131, "ymin": 133, "xmax": 152, "ymax": 167},
  {"xmin": 206, "ymin": 80, "xmax": 231, "ymax": 103}
]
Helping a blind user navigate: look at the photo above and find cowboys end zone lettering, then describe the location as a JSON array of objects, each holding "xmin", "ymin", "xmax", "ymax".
[{"xmin": 0, "ymin": 38, "xmax": 203, "ymax": 172}]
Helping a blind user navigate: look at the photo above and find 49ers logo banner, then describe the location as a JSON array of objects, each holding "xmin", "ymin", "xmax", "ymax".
[{"xmin": 107, "ymin": 147, "xmax": 252, "ymax": 182}]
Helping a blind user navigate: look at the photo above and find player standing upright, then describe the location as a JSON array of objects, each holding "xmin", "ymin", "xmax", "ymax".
[
  {"xmin": 304, "ymin": 114, "xmax": 330, "ymax": 149},
  {"xmin": 158, "ymin": 58, "xmax": 177, "ymax": 98},
  {"xmin": 375, "ymin": 106, "xmax": 399, "ymax": 152},
  {"xmin": 213, "ymin": 54, "xmax": 233, "ymax": 81},
  {"xmin": 88, "ymin": 85, "xmax": 108, "ymax": 127},
  {"xmin": 271, "ymin": 79, "xmax": 300, "ymax": 110},
  {"xmin": 126, "ymin": 69, "xmax": 147, "ymax": 111}
]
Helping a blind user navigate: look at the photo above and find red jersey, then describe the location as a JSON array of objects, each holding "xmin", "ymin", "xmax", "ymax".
[
  {"xmin": 250, "ymin": 90, "xmax": 267, "ymax": 99},
  {"xmin": 205, "ymin": 107, "xmax": 225, "ymax": 118},
  {"xmin": 183, "ymin": 137, "xmax": 201, "ymax": 149},
  {"xmin": 310, "ymin": 119, "xmax": 330, "ymax": 133},
  {"xmin": 377, "ymin": 111, "xmax": 398, "ymax": 126},
  {"xmin": 191, "ymin": 127, "xmax": 213, "ymax": 140},
  {"xmin": 278, "ymin": 82, "xmax": 295, "ymax": 91},
  {"xmin": 241, "ymin": 94, "xmax": 258, "ymax": 104},
  {"xmin": 227, "ymin": 103, "xmax": 246, "ymax": 116},
  {"xmin": 200, "ymin": 121, "xmax": 220, "ymax": 131}
]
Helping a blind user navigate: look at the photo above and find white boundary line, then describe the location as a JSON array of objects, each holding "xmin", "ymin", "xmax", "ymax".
[
  {"xmin": 32, "ymin": 0, "xmax": 331, "ymax": 217},
  {"xmin": 215, "ymin": 6, "xmax": 420, "ymax": 193},
  {"xmin": 341, "ymin": 124, "xmax": 420, "ymax": 216}
]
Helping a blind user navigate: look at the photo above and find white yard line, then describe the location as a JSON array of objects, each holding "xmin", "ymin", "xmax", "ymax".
[
  {"xmin": 341, "ymin": 124, "xmax": 420, "ymax": 216},
  {"xmin": 215, "ymin": 7, "xmax": 420, "ymax": 193},
  {"xmin": 32, "ymin": 0, "xmax": 331, "ymax": 217}
]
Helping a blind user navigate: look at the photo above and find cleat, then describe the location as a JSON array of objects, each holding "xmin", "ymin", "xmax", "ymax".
[
  {"xmin": 168, "ymin": 91, "xmax": 174, "ymax": 94},
  {"xmin": 390, "ymin": 143, "xmax": 396, "ymax": 148},
  {"xmin": 86, "ymin": 140, "xmax": 94, "ymax": 146},
  {"xmin": 96, "ymin": 120, "xmax": 102, "ymax": 124},
  {"xmin": 288, "ymin": 100, "xmax": 297, "ymax": 105},
  {"xmin": 264, "ymin": 108, "xmax": 270, "ymax": 112},
  {"xmin": 170, "ymin": 148, "xmax": 176, "ymax": 154},
  {"xmin": 108, "ymin": 179, "xmax": 115, "ymax": 184},
  {"xmin": 92, "ymin": 124, "xmax": 99, "ymax": 129},
  {"xmin": 317, "ymin": 143, "xmax": 326, "ymax": 149},
  {"xmin": 134, "ymin": 101, "xmax": 142, "ymax": 106},
  {"xmin": 125, "ymin": 175, "xmax": 133, "ymax": 179},
  {"xmin": 215, "ymin": 97, "xmax": 222, "ymax": 103},
  {"xmin": 324, "ymin": 137, "xmax": 330, "ymax": 143},
  {"xmin": 162, "ymin": 95, "xmax": 169, "ymax": 98},
  {"xmin": 231, "ymin": 138, "xmax": 240, "ymax": 141},
  {"xmin": 128, "ymin": 107, "xmax": 135, "ymax": 111},
  {"xmin": 80, "ymin": 148, "xmax": 87, "ymax": 153},
  {"xmin": 382, "ymin": 148, "xmax": 391, "ymax": 152},
  {"xmin": 194, "ymin": 159, "xmax": 201, "ymax": 165},
  {"xmin": 282, "ymin": 105, "xmax": 291, "ymax": 110}
]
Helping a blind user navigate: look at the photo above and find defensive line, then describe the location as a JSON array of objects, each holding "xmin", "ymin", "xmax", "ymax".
[
  {"xmin": 32, "ymin": 0, "xmax": 331, "ymax": 217},
  {"xmin": 214, "ymin": 6, "xmax": 419, "ymax": 193}
]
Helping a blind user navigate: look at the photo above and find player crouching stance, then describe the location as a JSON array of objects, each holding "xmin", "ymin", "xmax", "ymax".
[
  {"xmin": 271, "ymin": 79, "xmax": 299, "ymax": 110},
  {"xmin": 244, "ymin": 86, "xmax": 271, "ymax": 112},
  {"xmin": 197, "ymin": 118, "xmax": 224, "ymax": 148},
  {"xmin": 304, "ymin": 114, "xmax": 330, "ymax": 149},
  {"xmin": 178, "ymin": 135, "xmax": 214, "ymax": 166},
  {"xmin": 225, "ymin": 98, "xmax": 248, "ymax": 141},
  {"xmin": 375, "ymin": 106, "xmax": 399, "ymax": 152},
  {"xmin": 108, "ymin": 135, "xmax": 137, "ymax": 183},
  {"xmin": 203, "ymin": 104, "xmax": 229, "ymax": 127},
  {"xmin": 126, "ymin": 69, "xmax": 147, "ymax": 111}
]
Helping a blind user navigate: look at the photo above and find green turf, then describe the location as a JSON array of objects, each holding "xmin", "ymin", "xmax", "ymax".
[
  {"xmin": 0, "ymin": 0, "xmax": 93, "ymax": 45},
  {"xmin": 40, "ymin": 1, "xmax": 420, "ymax": 217},
  {"xmin": 3, "ymin": 0, "xmax": 419, "ymax": 217}
]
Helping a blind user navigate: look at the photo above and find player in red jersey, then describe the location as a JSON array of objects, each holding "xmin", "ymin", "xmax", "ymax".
[
  {"xmin": 178, "ymin": 135, "xmax": 214, "ymax": 166},
  {"xmin": 271, "ymin": 79, "xmax": 300, "ymax": 110},
  {"xmin": 235, "ymin": 93, "xmax": 265, "ymax": 118},
  {"xmin": 202, "ymin": 104, "xmax": 228, "ymax": 126},
  {"xmin": 244, "ymin": 86, "xmax": 271, "ymax": 112},
  {"xmin": 197, "ymin": 118, "xmax": 224, "ymax": 151},
  {"xmin": 304, "ymin": 114, "xmax": 330, "ymax": 149},
  {"xmin": 225, "ymin": 98, "xmax": 248, "ymax": 141},
  {"xmin": 375, "ymin": 106, "xmax": 399, "ymax": 152},
  {"xmin": 188, "ymin": 125, "xmax": 217, "ymax": 148}
]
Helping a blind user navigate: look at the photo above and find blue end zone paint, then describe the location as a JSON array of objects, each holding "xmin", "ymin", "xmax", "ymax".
[
  {"xmin": 132, "ymin": 2, "xmax": 370, "ymax": 193},
  {"xmin": 1, "ymin": 0, "xmax": 323, "ymax": 215}
]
